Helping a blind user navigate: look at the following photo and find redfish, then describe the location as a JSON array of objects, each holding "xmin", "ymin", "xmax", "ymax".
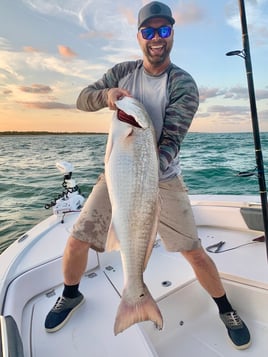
[{"xmin": 105, "ymin": 96, "xmax": 163, "ymax": 335}]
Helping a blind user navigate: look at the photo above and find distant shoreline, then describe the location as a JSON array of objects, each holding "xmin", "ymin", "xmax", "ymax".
[
  {"xmin": 0, "ymin": 130, "xmax": 267, "ymax": 137},
  {"xmin": 0, "ymin": 131, "xmax": 108, "ymax": 136},
  {"xmin": 0, "ymin": 131, "xmax": 266, "ymax": 136}
]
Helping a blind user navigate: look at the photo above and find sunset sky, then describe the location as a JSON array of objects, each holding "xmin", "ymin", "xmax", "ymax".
[{"xmin": 0, "ymin": 0, "xmax": 268, "ymax": 133}]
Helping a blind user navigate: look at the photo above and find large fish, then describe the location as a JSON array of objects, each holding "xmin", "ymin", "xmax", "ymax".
[{"xmin": 104, "ymin": 96, "xmax": 163, "ymax": 335}]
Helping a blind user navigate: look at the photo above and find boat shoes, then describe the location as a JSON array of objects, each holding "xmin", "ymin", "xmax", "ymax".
[
  {"xmin": 220, "ymin": 311, "xmax": 251, "ymax": 349},
  {"xmin": 45, "ymin": 293, "xmax": 84, "ymax": 332}
]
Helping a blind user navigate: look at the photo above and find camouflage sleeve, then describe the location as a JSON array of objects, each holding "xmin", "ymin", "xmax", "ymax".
[
  {"xmin": 76, "ymin": 61, "xmax": 139, "ymax": 111},
  {"xmin": 158, "ymin": 68, "xmax": 199, "ymax": 172}
]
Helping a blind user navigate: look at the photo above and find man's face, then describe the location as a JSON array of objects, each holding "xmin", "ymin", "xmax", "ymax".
[{"xmin": 137, "ymin": 17, "xmax": 174, "ymax": 67}]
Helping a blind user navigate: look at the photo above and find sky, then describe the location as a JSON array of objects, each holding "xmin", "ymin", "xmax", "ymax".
[{"xmin": 0, "ymin": 0, "xmax": 268, "ymax": 133}]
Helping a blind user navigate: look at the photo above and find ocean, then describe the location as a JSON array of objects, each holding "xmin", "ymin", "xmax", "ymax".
[{"xmin": 0, "ymin": 132, "xmax": 267, "ymax": 253}]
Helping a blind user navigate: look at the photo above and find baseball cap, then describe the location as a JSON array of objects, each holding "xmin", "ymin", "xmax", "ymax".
[{"xmin": 138, "ymin": 1, "xmax": 175, "ymax": 29}]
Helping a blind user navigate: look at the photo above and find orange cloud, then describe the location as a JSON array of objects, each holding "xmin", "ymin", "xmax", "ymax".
[
  {"xmin": 58, "ymin": 45, "xmax": 77, "ymax": 58},
  {"xmin": 23, "ymin": 46, "xmax": 40, "ymax": 52}
]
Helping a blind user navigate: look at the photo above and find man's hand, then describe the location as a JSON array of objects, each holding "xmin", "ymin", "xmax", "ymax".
[{"xmin": 107, "ymin": 88, "xmax": 131, "ymax": 110}]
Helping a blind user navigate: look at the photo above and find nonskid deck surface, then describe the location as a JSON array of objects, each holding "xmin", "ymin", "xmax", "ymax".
[
  {"xmin": 24, "ymin": 268, "xmax": 156, "ymax": 357},
  {"xmin": 19, "ymin": 225, "xmax": 268, "ymax": 356},
  {"xmin": 140, "ymin": 279, "xmax": 268, "ymax": 357}
]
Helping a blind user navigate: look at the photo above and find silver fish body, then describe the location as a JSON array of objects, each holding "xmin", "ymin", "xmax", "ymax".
[{"xmin": 104, "ymin": 96, "xmax": 163, "ymax": 335}]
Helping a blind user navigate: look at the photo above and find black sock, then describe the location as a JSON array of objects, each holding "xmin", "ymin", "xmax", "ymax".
[
  {"xmin": 213, "ymin": 294, "xmax": 234, "ymax": 314},
  {"xmin": 62, "ymin": 283, "xmax": 80, "ymax": 298}
]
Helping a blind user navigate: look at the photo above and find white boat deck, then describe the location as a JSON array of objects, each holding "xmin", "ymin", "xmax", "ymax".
[
  {"xmin": 1, "ymin": 196, "xmax": 268, "ymax": 356},
  {"xmin": 19, "ymin": 227, "xmax": 268, "ymax": 356}
]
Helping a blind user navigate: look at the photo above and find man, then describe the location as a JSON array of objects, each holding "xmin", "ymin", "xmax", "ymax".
[{"xmin": 45, "ymin": 1, "xmax": 251, "ymax": 350}]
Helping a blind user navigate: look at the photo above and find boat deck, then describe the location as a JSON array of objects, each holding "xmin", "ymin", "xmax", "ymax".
[
  {"xmin": 1, "ymin": 196, "xmax": 268, "ymax": 356},
  {"xmin": 20, "ymin": 226, "xmax": 268, "ymax": 356}
]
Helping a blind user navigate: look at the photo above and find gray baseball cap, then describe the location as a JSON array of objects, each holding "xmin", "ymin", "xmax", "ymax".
[{"xmin": 138, "ymin": 1, "xmax": 175, "ymax": 29}]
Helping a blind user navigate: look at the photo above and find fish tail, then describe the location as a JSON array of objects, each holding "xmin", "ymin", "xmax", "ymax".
[{"xmin": 114, "ymin": 284, "xmax": 163, "ymax": 335}]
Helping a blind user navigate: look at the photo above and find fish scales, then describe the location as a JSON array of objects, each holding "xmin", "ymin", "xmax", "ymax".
[{"xmin": 105, "ymin": 96, "xmax": 163, "ymax": 335}]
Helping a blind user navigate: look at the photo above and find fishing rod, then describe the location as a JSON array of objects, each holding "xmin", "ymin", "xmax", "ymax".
[{"xmin": 226, "ymin": 0, "xmax": 268, "ymax": 261}]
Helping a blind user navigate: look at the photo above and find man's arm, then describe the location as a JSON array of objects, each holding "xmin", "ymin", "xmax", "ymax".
[
  {"xmin": 158, "ymin": 69, "xmax": 199, "ymax": 173},
  {"xmin": 76, "ymin": 76, "xmax": 111, "ymax": 112},
  {"xmin": 76, "ymin": 62, "xmax": 136, "ymax": 112}
]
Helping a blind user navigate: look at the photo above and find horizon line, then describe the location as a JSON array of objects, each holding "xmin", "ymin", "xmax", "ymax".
[{"xmin": 1, "ymin": 130, "xmax": 267, "ymax": 135}]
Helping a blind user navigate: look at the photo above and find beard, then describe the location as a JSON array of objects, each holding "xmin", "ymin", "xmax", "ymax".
[{"xmin": 144, "ymin": 40, "xmax": 173, "ymax": 66}]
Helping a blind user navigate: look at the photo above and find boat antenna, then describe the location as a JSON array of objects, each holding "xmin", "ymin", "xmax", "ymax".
[{"xmin": 226, "ymin": 0, "xmax": 268, "ymax": 261}]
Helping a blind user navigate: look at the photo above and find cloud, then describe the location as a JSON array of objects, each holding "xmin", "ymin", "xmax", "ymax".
[
  {"xmin": 260, "ymin": 109, "xmax": 268, "ymax": 120},
  {"xmin": 21, "ymin": 1, "xmax": 140, "ymax": 69},
  {"xmin": 2, "ymin": 89, "xmax": 13, "ymax": 95},
  {"xmin": 195, "ymin": 112, "xmax": 210, "ymax": 118},
  {"xmin": 0, "ymin": 49, "xmax": 107, "ymax": 84},
  {"xmin": 174, "ymin": 2, "xmax": 205, "ymax": 25},
  {"xmin": 208, "ymin": 105, "xmax": 249, "ymax": 116},
  {"xmin": 23, "ymin": 46, "xmax": 40, "ymax": 53},
  {"xmin": 196, "ymin": 104, "xmax": 250, "ymax": 121},
  {"xmin": 18, "ymin": 101, "xmax": 76, "ymax": 110},
  {"xmin": 223, "ymin": 86, "xmax": 248, "ymax": 100},
  {"xmin": 199, "ymin": 87, "xmax": 224, "ymax": 102},
  {"xmin": 19, "ymin": 84, "xmax": 52, "ymax": 94},
  {"xmin": 0, "ymin": 51, "xmax": 25, "ymax": 81},
  {"xmin": 224, "ymin": 86, "xmax": 268, "ymax": 100},
  {"xmin": 199, "ymin": 86, "xmax": 268, "ymax": 102},
  {"xmin": 80, "ymin": 30, "xmax": 115, "ymax": 40},
  {"xmin": 226, "ymin": 0, "xmax": 268, "ymax": 46},
  {"xmin": 120, "ymin": 6, "xmax": 136, "ymax": 26},
  {"xmin": 58, "ymin": 45, "xmax": 77, "ymax": 58},
  {"xmin": 22, "ymin": 0, "xmax": 133, "ymax": 31},
  {"xmin": 256, "ymin": 89, "xmax": 268, "ymax": 100},
  {"xmin": 0, "ymin": 37, "xmax": 12, "ymax": 50}
]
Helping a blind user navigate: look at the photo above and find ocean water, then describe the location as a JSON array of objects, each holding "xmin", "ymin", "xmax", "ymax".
[{"xmin": 0, "ymin": 132, "xmax": 267, "ymax": 253}]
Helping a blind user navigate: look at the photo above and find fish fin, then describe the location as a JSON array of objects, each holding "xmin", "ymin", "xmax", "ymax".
[
  {"xmin": 106, "ymin": 222, "xmax": 120, "ymax": 251},
  {"xmin": 143, "ymin": 195, "xmax": 161, "ymax": 271},
  {"xmin": 114, "ymin": 284, "xmax": 163, "ymax": 335}
]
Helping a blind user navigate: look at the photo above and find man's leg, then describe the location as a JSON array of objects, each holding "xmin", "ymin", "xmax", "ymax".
[
  {"xmin": 45, "ymin": 174, "xmax": 111, "ymax": 332},
  {"xmin": 158, "ymin": 176, "xmax": 251, "ymax": 350},
  {"xmin": 181, "ymin": 247, "xmax": 225, "ymax": 297},
  {"xmin": 182, "ymin": 247, "xmax": 251, "ymax": 350},
  {"xmin": 44, "ymin": 237, "xmax": 89, "ymax": 332},
  {"xmin": 63, "ymin": 236, "xmax": 91, "ymax": 286}
]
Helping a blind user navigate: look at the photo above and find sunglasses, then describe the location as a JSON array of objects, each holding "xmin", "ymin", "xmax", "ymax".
[{"xmin": 140, "ymin": 26, "xmax": 172, "ymax": 40}]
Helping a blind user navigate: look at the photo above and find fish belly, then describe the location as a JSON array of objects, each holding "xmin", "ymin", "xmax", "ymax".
[{"xmin": 105, "ymin": 105, "xmax": 163, "ymax": 335}]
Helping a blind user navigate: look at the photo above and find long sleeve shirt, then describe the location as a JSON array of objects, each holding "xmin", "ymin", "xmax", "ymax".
[{"xmin": 77, "ymin": 59, "xmax": 199, "ymax": 181}]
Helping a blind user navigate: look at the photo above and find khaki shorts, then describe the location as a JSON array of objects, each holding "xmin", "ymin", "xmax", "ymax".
[{"xmin": 72, "ymin": 174, "xmax": 201, "ymax": 252}]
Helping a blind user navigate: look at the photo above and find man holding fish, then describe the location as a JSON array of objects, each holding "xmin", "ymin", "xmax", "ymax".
[{"xmin": 45, "ymin": 1, "xmax": 251, "ymax": 350}]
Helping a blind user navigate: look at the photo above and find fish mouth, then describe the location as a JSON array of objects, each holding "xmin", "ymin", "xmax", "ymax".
[{"xmin": 117, "ymin": 109, "xmax": 141, "ymax": 128}]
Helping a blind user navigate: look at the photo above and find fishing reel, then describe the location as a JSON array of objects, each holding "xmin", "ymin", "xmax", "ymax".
[
  {"xmin": 45, "ymin": 161, "xmax": 85, "ymax": 215},
  {"xmin": 237, "ymin": 166, "xmax": 258, "ymax": 177}
]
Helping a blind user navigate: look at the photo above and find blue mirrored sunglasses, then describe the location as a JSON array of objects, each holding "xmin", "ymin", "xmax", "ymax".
[{"xmin": 140, "ymin": 26, "xmax": 172, "ymax": 40}]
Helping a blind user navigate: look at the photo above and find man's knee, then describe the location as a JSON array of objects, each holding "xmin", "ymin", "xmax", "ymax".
[{"xmin": 181, "ymin": 247, "xmax": 210, "ymax": 266}]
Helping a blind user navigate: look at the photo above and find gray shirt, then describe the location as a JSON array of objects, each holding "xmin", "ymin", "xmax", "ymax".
[{"xmin": 76, "ymin": 60, "xmax": 199, "ymax": 180}]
